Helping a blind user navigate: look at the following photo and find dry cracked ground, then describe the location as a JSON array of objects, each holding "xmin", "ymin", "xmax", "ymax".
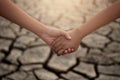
[{"xmin": 0, "ymin": 0, "xmax": 120, "ymax": 80}]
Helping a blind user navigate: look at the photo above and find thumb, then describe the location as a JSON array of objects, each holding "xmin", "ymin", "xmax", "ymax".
[{"xmin": 62, "ymin": 31, "xmax": 71, "ymax": 40}]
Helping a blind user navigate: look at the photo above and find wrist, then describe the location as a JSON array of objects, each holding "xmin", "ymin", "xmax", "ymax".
[
  {"xmin": 73, "ymin": 26, "xmax": 87, "ymax": 39},
  {"xmin": 36, "ymin": 24, "xmax": 48, "ymax": 37},
  {"xmin": 29, "ymin": 22, "xmax": 48, "ymax": 37}
]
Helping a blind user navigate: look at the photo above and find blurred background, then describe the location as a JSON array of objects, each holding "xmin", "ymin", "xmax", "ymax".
[{"xmin": 0, "ymin": 0, "xmax": 120, "ymax": 80}]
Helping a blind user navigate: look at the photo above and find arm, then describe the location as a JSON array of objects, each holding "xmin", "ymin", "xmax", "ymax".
[
  {"xmin": 52, "ymin": 0, "xmax": 120, "ymax": 55},
  {"xmin": 0, "ymin": 0, "xmax": 46, "ymax": 36},
  {"xmin": 75, "ymin": 0, "xmax": 120, "ymax": 39},
  {"xmin": 0, "ymin": 0, "xmax": 71, "ymax": 46}
]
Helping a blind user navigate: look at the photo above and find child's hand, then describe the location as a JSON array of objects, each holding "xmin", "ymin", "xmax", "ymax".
[
  {"xmin": 51, "ymin": 29, "xmax": 82, "ymax": 56},
  {"xmin": 40, "ymin": 26, "xmax": 71, "ymax": 46}
]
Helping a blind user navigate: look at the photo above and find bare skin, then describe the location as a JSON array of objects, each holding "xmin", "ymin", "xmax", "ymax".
[
  {"xmin": 52, "ymin": 0, "xmax": 120, "ymax": 55},
  {"xmin": 51, "ymin": 29, "xmax": 83, "ymax": 55},
  {"xmin": 40, "ymin": 27, "xmax": 71, "ymax": 46},
  {"xmin": 0, "ymin": 0, "xmax": 71, "ymax": 48}
]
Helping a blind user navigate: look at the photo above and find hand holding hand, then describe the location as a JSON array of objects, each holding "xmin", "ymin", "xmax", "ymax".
[
  {"xmin": 51, "ymin": 29, "xmax": 83, "ymax": 56},
  {"xmin": 40, "ymin": 26, "xmax": 71, "ymax": 46}
]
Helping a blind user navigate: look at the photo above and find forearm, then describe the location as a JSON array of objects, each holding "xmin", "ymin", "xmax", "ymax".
[
  {"xmin": 76, "ymin": 0, "xmax": 120, "ymax": 38},
  {"xmin": 0, "ymin": 0, "xmax": 47, "ymax": 36}
]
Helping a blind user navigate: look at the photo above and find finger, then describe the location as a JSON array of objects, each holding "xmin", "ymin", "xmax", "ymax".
[
  {"xmin": 63, "ymin": 48, "xmax": 72, "ymax": 54},
  {"xmin": 67, "ymin": 48, "xmax": 72, "ymax": 53},
  {"xmin": 58, "ymin": 49, "xmax": 65, "ymax": 56},
  {"xmin": 68, "ymin": 48, "xmax": 75, "ymax": 54},
  {"xmin": 53, "ymin": 37, "xmax": 64, "ymax": 50},
  {"xmin": 50, "ymin": 38, "xmax": 58, "ymax": 48},
  {"xmin": 62, "ymin": 49, "xmax": 72, "ymax": 56},
  {"xmin": 51, "ymin": 36, "xmax": 63, "ymax": 49},
  {"xmin": 61, "ymin": 31, "xmax": 71, "ymax": 40},
  {"xmin": 65, "ymin": 33, "xmax": 71, "ymax": 40},
  {"xmin": 51, "ymin": 36, "xmax": 63, "ymax": 47},
  {"xmin": 53, "ymin": 38, "xmax": 65, "ymax": 53},
  {"xmin": 55, "ymin": 44, "xmax": 64, "ymax": 53},
  {"xmin": 72, "ymin": 48, "xmax": 75, "ymax": 52},
  {"xmin": 67, "ymin": 48, "xmax": 75, "ymax": 53},
  {"xmin": 64, "ymin": 50, "xmax": 69, "ymax": 54}
]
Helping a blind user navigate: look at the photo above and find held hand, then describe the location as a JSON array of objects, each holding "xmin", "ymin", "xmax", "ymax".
[
  {"xmin": 51, "ymin": 29, "xmax": 83, "ymax": 56},
  {"xmin": 40, "ymin": 26, "xmax": 71, "ymax": 46}
]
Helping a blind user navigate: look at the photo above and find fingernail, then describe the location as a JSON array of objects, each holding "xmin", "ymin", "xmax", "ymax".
[
  {"xmin": 65, "ymin": 50, "xmax": 68, "ymax": 54},
  {"xmin": 69, "ymin": 48, "xmax": 71, "ymax": 52},
  {"xmin": 67, "ymin": 36, "xmax": 71, "ymax": 40},
  {"xmin": 69, "ymin": 37, "xmax": 71, "ymax": 39},
  {"xmin": 72, "ymin": 48, "xmax": 74, "ymax": 51}
]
